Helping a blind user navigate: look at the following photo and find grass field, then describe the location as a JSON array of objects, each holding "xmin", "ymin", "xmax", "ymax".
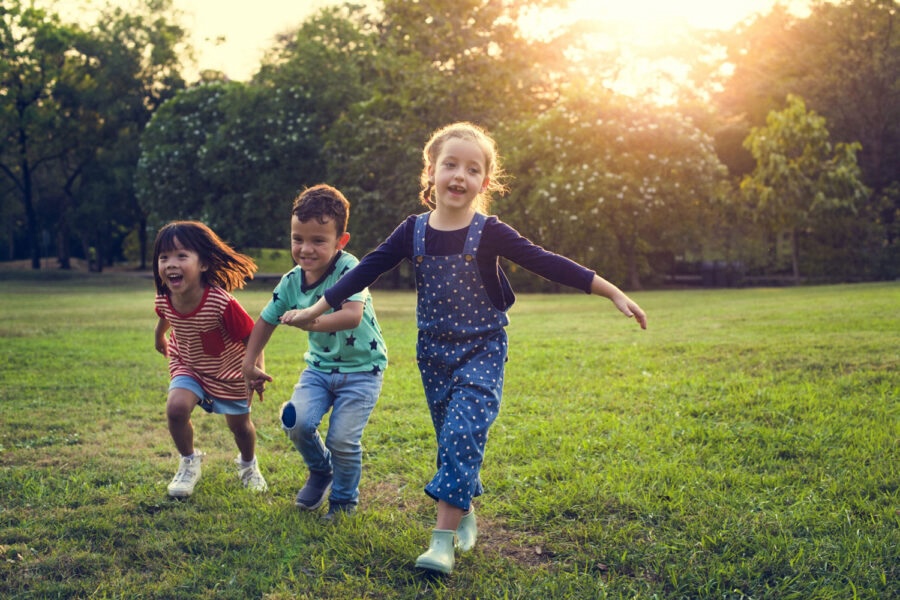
[{"xmin": 0, "ymin": 271, "xmax": 897, "ymax": 599}]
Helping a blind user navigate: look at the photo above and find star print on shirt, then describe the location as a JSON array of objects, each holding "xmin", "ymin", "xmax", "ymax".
[
  {"xmin": 371, "ymin": 365, "xmax": 381, "ymax": 375},
  {"xmin": 345, "ymin": 334, "xmax": 356, "ymax": 347},
  {"xmin": 369, "ymin": 340, "xmax": 378, "ymax": 351},
  {"xmin": 272, "ymin": 292, "xmax": 279, "ymax": 302}
]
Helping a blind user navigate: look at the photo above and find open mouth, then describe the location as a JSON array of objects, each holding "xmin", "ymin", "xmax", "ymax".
[{"xmin": 167, "ymin": 274, "xmax": 184, "ymax": 286}]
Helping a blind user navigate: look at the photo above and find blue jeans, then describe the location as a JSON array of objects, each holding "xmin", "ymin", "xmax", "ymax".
[{"xmin": 280, "ymin": 368, "xmax": 383, "ymax": 505}]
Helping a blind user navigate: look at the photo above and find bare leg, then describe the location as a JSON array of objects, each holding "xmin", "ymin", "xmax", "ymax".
[
  {"xmin": 435, "ymin": 499, "xmax": 465, "ymax": 531},
  {"xmin": 226, "ymin": 413, "xmax": 256, "ymax": 463},
  {"xmin": 167, "ymin": 388, "xmax": 198, "ymax": 456}
]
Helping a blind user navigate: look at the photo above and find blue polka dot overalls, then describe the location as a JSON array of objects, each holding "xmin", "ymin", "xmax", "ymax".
[{"xmin": 413, "ymin": 212, "xmax": 509, "ymax": 510}]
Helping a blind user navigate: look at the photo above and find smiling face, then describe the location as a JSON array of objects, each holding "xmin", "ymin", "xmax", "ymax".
[
  {"xmin": 156, "ymin": 236, "xmax": 207, "ymax": 299},
  {"xmin": 429, "ymin": 137, "xmax": 490, "ymax": 214},
  {"xmin": 291, "ymin": 215, "xmax": 350, "ymax": 283}
]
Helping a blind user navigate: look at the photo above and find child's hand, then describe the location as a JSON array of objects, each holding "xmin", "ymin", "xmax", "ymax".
[
  {"xmin": 242, "ymin": 365, "xmax": 272, "ymax": 404},
  {"xmin": 247, "ymin": 379, "xmax": 266, "ymax": 405},
  {"xmin": 280, "ymin": 309, "xmax": 316, "ymax": 329},
  {"xmin": 612, "ymin": 295, "xmax": 648, "ymax": 330}
]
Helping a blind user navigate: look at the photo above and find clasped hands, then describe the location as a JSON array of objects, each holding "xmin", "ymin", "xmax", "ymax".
[{"xmin": 278, "ymin": 308, "xmax": 318, "ymax": 330}]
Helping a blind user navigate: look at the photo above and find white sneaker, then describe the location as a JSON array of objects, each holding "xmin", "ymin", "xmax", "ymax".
[
  {"xmin": 236, "ymin": 456, "xmax": 268, "ymax": 492},
  {"xmin": 168, "ymin": 452, "xmax": 203, "ymax": 498}
]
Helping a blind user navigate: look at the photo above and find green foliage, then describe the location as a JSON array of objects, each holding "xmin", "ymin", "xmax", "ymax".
[
  {"xmin": 0, "ymin": 274, "xmax": 897, "ymax": 598},
  {"xmin": 498, "ymin": 85, "xmax": 729, "ymax": 290},
  {"xmin": 0, "ymin": 0, "xmax": 186, "ymax": 270},
  {"xmin": 715, "ymin": 0, "xmax": 900, "ymax": 277},
  {"xmin": 6, "ymin": 0, "xmax": 899, "ymax": 287},
  {"xmin": 741, "ymin": 95, "xmax": 869, "ymax": 280}
]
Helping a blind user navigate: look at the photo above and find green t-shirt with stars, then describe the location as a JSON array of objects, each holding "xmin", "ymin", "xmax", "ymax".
[{"xmin": 260, "ymin": 251, "xmax": 387, "ymax": 375}]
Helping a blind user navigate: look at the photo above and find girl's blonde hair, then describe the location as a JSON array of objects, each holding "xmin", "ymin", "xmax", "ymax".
[
  {"xmin": 152, "ymin": 221, "xmax": 257, "ymax": 295},
  {"xmin": 420, "ymin": 122, "xmax": 507, "ymax": 213}
]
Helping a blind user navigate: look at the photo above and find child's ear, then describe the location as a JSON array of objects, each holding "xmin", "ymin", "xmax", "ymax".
[
  {"xmin": 480, "ymin": 175, "xmax": 490, "ymax": 192},
  {"xmin": 337, "ymin": 232, "xmax": 351, "ymax": 250}
]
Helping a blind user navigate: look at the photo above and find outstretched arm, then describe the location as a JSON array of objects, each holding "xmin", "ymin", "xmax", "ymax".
[{"xmin": 590, "ymin": 276, "xmax": 647, "ymax": 330}]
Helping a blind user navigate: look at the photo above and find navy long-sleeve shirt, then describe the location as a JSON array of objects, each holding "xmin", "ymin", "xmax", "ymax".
[{"xmin": 325, "ymin": 214, "xmax": 596, "ymax": 312}]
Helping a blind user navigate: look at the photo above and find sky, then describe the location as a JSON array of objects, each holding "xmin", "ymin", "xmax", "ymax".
[{"xmin": 49, "ymin": 0, "xmax": 813, "ymax": 82}]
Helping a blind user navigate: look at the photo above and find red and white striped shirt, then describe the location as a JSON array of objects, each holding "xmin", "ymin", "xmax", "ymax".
[{"xmin": 155, "ymin": 286, "xmax": 254, "ymax": 401}]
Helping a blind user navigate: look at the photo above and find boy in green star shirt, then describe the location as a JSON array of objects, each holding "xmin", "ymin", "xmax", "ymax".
[{"xmin": 242, "ymin": 184, "xmax": 387, "ymax": 520}]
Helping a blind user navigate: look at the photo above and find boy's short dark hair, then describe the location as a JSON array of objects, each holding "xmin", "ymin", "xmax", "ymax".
[{"xmin": 292, "ymin": 184, "xmax": 350, "ymax": 235}]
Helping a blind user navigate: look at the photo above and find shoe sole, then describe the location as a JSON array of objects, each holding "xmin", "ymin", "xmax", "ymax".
[
  {"xmin": 168, "ymin": 488, "xmax": 193, "ymax": 498},
  {"xmin": 414, "ymin": 558, "xmax": 453, "ymax": 575},
  {"xmin": 295, "ymin": 482, "xmax": 332, "ymax": 510}
]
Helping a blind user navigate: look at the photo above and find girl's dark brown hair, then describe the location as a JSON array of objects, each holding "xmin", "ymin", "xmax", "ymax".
[{"xmin": 152, "ymin": 221, "xmax": 257, "ymax": 295}]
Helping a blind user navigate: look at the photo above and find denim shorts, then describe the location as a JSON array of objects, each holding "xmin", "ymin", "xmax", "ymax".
[{"xmin": 169, "ymin": 375, "xmax": 251, "ymax": 415}]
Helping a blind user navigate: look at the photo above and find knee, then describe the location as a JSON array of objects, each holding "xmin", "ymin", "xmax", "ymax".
[
  {"xmin": 227, "ymin": 415, "xmax": 254, "ymax": 436},
  {"xmin": 280, "ymin": 402, "xmax": 297, "ymax": 429},
  {"xmin": 326, "ymin": 433, "xmax": 361, "ymax": 456},
  {"xmin": 166, "ymin": 392, "xmax": 194, "ymax": 421},
  {"xmin": 281, "ymin": 402, "xmax": 315, "ymax": 437}
]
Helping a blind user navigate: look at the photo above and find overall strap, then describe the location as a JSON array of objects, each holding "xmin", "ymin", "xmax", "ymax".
[
  {"xmin": 413, "ymin": 212, "xmax": 429, "ymax": 258},
  {"xmin": 462, "ymin": 212, "xmax": 487, "ymax": 259}
]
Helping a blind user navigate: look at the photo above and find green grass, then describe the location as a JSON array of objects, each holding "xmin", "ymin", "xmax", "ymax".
[{"xmin": 0, "ymin": 272, "xmax": 897, "ymax": 599}]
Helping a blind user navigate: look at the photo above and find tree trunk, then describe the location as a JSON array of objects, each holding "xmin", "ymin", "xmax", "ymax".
[
  {"xmin": 617, "ymin": 231, "xmax": 642, "ymax": 291},
  {"xmin": 139, "ymin": 215, "xmax": 148, "ymax": 270},
  {"xmin": 791, "ymin": 227, "xmax": 801, "ymax": 284},
  {"xmin": 57, "ymin": 227, "xmax": 71, "ymax": 270}
]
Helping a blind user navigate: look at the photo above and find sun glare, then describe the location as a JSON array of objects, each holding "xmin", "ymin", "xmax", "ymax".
[{"xmin": 519, "ymin": 0, "xmax": 812, "ymax": 105}]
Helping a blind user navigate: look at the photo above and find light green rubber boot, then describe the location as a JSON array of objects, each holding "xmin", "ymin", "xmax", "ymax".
[
  {"xmin": 456, "ymin": 509, "xmax": 477, "ymax": 552},
  {"xmin": 414, "ymin": 529, "xmax": 456, "ymax": 574}
]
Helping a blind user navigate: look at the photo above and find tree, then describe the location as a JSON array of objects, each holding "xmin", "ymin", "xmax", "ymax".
[
  {"xmin": 713, "ymin": 0, "xmax": 900, "ymax": 278},
  {"xmin": 740, "ymin": 95, "xmax": 869, "ymax": 282},
  {"xmin": 0, "ymin": 0, "xmax": 186, "ymax": 269},
  {"xmin": 498, "ymin": 84, "xmax": 729, "ymax": 290},
  {"xmin": 0, "ymin": 1, "xmax": 76, "ymax": 268},
  {"xmin": 138, "ymin": 6, "xmax": 376, "ymax": 249},
  {"xmin": 135, "ymin": 82, "xmax": 234, "ymax": 233},
  {"xmin": 321, "ymin": 0, "xmax": 575, "ymax": 261}
]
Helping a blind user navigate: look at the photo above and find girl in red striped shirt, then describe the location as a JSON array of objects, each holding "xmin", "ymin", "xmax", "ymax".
[{"xmin": 153, "ymin": 221, "xmax": 267, "ymax": 498}]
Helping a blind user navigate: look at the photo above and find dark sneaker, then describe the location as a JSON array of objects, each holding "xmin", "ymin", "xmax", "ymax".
[
  {"xmin": 294, "ymin": 470, "xmax": 332, "ymax": 510},
  {"xmin": 321, "ymin": 502, "xmax": 356, "ymax": 522}
]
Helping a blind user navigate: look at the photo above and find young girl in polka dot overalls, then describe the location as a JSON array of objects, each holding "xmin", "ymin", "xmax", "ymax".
[{"xmin": 283, "ymin": 122, "xmax": 647, "ymax": 574}]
